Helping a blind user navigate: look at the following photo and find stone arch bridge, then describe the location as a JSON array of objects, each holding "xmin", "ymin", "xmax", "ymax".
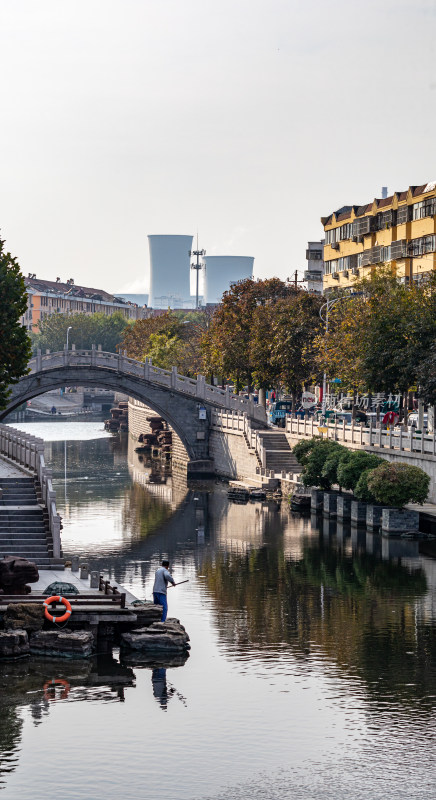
[{"xmin": 1, "ymin": 349, "xmax": 266, "ymax": 472}]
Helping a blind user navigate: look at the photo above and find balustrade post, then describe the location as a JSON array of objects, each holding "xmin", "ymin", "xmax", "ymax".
[
  {"xmin": 36, "ymin": 349, "xmax": 42, "ymax": 372},
  {"xmin": 143, "ymin": 358, "xmax": 150, "ymax": 380},
  {"xmin": 399, "ymin": 428, "xmax": 403, "ymax": 452},
  {"xmin": 171, "ymin": 366, "xmax": 177, "ymax": 389},
  {"xmin": 196, "ymin": 374, "xmax": 206, "ymax": 400}
]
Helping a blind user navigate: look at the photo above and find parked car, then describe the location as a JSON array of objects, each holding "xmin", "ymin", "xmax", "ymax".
[{"xmin": 269, "ymin": 401, "xmax": 293, "ymax": 427}]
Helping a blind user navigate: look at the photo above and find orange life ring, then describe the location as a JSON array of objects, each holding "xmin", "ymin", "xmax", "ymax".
[
  {"xmin": 43, "ymin": 678, "xmax": 70, "ymax": 701},
  {"xmin": 43, "ymin": 595, "xmax": 72, "ymax": 624}
]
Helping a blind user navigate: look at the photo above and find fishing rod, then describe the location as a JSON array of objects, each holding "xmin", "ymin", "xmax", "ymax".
[{"xmin": 169, "ymin": 579, "xmax": 189, "ymax": 587}]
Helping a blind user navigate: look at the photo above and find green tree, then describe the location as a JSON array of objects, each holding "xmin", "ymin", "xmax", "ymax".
[
  {"xmin": 33, "ymin": 311, "xmax": 128, "ymax": 353},
  {"xmin": 0, "ymin": 238, "xmax": 31, "ymax": 409}
]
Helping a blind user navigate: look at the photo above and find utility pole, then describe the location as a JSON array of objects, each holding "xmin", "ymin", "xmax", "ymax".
[{"xmin": 189, "ymin": 239, "xmax": 205, "ymax": 310}]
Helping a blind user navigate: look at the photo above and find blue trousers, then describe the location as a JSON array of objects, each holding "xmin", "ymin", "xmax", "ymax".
[{"xmin": 153, "ymin": 592, "xmax": 168, "ymax": 622}]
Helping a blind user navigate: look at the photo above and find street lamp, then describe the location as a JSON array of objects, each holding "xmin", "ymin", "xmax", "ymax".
[
  {"xmin": 319, "ymin": 297, "xmax": 343, "ymax": 416},
  {"xmin": 66, "ymin": 326, "xmax": 72, "ymax": 351}
]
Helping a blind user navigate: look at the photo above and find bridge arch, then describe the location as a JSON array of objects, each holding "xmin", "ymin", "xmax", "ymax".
[{"xmin": 1, "ymin": 365, "xmax": 206, "ymax": 462}]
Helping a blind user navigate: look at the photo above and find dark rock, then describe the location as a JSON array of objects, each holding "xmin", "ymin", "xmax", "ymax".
[
  {"xmin": 121, "ymin": 619, "xmax": 190, "ymax": 654},
  {"xmin": 0, "ymin": 556, "xmax": 39, "ymax": 595},
  {"xmin": 131, "ymin": 603, "xmax": 163, "ymax": 627},
  {"xmin": 4, "ymin": 603, "xmax": 45, "ymax": 632},
  {"xmin": 0, "ymin": 629, "xmax": 29, "ymax": 659},
  {"xmin": 30, "ymin": 630, "xmax": 94, "ymax": 659}
]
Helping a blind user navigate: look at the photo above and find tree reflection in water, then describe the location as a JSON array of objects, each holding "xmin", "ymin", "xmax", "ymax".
[{"xmin": 199, "ymin": 512, "xmax": 436, "ymax": 712}]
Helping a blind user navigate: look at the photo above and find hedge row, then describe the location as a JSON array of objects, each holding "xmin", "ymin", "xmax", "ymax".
[{"xmin": 292, "ymin": 438, "xmax": 430, "ymax": 508}]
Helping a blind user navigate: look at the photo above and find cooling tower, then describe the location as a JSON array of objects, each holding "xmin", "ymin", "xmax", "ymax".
[
  {"xmin": 148, "ymin": 235, "xmax": 193, "ymax": 309},
  {"xmin": 203, "ymin": 256, "xmax": 255, "ymax": 304}
]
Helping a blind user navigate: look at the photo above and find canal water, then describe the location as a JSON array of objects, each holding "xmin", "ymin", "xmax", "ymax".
[{"xmin": 1, "ymin": 420, "xmax": 436, "ymax": 799}]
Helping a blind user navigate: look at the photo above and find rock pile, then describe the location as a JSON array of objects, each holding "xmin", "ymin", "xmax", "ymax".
[
  {"xmin": 121, "ymin": 618, "xmax": 190, "ymax": 654},
  {"xmin": 4, "ymin": 602, "xmax": 44, "ymax": 632},
  {"xmin": 0, "ymin": 629, "xmax": 29, "ymax": 658},
  {"xmin": 29, "ymin": 630, "xmax": 94, "ymax": 659}
]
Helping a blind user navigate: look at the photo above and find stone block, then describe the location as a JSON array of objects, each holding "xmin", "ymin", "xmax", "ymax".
[
  {"xmin": 323, "ymin": 491, "xmax": 337, "ymax": 517},
  {"xmin": 351, "ymin": 500, "xmax": 367, "ymax": 525},
  {"xmin": 121, "ymin": 619, "xmax": 190, "ymax": 654},
  {"xmin": 4, "ymin": 603, "xmax": 44, "ymax": 632},
  {"xmin": 90, "ymin": 571, "xmax": 99, "ymax": 589},
  {"xmin": 381, "ymin": 508, "xmax": 419, "ymax": 534},
  {"xmin": 337, "ymin": 495, "xmax": 352, "ymax": 520},
  {"xmin": 366, "ymin": 505, "xmax": 384, "ymax": 530},
  {"xmin": 0, "ymin": 629, "xmax": 29, "ymax": 659},
  {"xmin": 131, "ymin": 603, "xmax": 163, "ymax": 627},
  {"xmin": 30, "ymin": 630, "xmax": 94, "ymax": 658},
  {"xmin": 310, "ymin": 488, "xmax": 324, "ymax": 511}
]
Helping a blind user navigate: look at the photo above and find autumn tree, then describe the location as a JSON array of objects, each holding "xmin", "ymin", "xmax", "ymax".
[
  {"xmin": 0, "ymin": 238, "xmax": 32, "ymax": 409},
  {"xmin": 315, "ymin": 269, "xmax": 436, "ymax": 417},
  {"xmin": 314, "ymin": 293, "xmax": 368, "ymax": 395},
  {"xmin": 202, "ymin": 278, "xmax": 297, "ymax": 392},
  {"xmin": 122, "ymin": 310, "xmax": 212, "ymax": 376},
  {"xmin": 271, "ymin": 292, "xmax": 323, "ymax": 408}
]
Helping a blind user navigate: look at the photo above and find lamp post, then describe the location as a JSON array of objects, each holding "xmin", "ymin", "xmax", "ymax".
[
  {"xmin": 319, "ymin": 297, "xmax": 343, "ymax": 416},
  {"xmin": 66, "ymin": 326, "xmax": 72, "ymax": 351}
]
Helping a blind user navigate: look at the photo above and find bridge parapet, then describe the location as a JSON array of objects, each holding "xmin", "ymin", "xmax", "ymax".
[
  {"xmin": 28, "ymin": 350, "xmax": 266, "ymax": 423},
  {"xmin": 0, "ymin": 424, "xmax": 62, "ymax": 559}
]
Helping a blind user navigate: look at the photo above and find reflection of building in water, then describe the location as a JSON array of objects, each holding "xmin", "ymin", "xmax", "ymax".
[{"xmin": 208, "ymin": 491, "xmax": 271, "ymax": 553}]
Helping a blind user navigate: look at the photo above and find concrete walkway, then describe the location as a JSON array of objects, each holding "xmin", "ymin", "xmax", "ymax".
[
  {"xmin": 0, "ymin": 455, "xmax": 28, "ymax": 478},
  {"xmin": 408, "ymin": 501, "xmax": 436, "ymax": 519}
]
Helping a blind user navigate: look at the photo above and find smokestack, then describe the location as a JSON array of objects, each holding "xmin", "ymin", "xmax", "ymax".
[{"xmin": 381, "ymin": 186, "xmax": 388, "ymax": 199}]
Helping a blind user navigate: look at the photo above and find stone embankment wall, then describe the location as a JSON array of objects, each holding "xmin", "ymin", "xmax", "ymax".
[
  {"xmin": 209, "ymin": 428, "xmax": 260, "ymax": 480},
  {"xmin": 128, "ymin": 398, "xmax": 188, "ymax": 474},
  {"xmin": 129, "ymin": 399, "xmax": 266, "ymax": 481}
]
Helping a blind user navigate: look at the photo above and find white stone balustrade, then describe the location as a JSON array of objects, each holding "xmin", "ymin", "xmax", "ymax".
[
  {"xmin": 25, "ymin": 350, "xmax": 267, "ymax": 423},
  {"xmin": 286, "ymin": 416, "xmax": 436, "ymax": 456},
  {"xmin": 0, "ymin": 424, "xmax": 61, "ymax": 559}
]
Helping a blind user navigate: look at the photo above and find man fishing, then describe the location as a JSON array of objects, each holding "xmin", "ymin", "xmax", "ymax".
[{"xmin": 153, "ymin": 560, "xmax": 176, "ymax": 622}]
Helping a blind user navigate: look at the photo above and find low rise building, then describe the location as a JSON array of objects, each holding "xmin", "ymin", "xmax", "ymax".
[
  {"xmin": 322, "ymin": 181, "xmax": 436, "ymax": 292},
  {"xmin": 304, "ymin": 241, "xmax": 324, "ymax": 293},
  {"xmin": 21, "ymin": 276, "xmax": 149, "ymax": 332}
]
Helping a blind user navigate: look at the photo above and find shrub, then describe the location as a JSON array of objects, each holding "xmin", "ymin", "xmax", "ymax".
[
  {"xmin": 366, "ymin": 462, "xmax": 430, "ymax": 508},
  {"xmin": 292, "ymin": 438, "xmax": 321, "ymax": 466},
  {"xmin": 354, "ymin": 469, "xmax": 378, "ymax": 504},
  {"xmin": 322, "ymin": 448, "xmax": 352, "ymax": 489},
  {"xmin": 301, "ymin": 440, "xmax": 346, "ymax": 490},
  {"xmin": 337, "ymin": 451, "xmax": 384, "ymax": 492}
]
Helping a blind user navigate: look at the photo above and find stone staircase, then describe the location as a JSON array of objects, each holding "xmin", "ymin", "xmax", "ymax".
[
  {"xmin": 257, "ymin": 431, "xmax": 301, "ymax": 475},
  {"xmin": 0, "ymin": 477, "xmax": 56, "ymax": 567}
]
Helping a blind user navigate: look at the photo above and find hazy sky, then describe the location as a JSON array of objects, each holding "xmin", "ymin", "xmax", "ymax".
[{"xmin": 1, "ymin": 0, "xmax": 435, "ymax": 294}]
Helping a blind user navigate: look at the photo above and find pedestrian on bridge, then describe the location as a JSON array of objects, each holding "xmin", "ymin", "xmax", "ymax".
[{"xmin": 153, "ymin": 560, "xmax": 175, "ymax": 622}]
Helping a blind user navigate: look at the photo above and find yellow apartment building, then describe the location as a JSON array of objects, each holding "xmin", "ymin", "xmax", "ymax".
[
  {"xmin": 20, "ymin": 276, "xmax": 149, "ymax": 332},
  {"xmin": 321, "ymin": 181, "xmax": 436, "ymax": 292}
]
